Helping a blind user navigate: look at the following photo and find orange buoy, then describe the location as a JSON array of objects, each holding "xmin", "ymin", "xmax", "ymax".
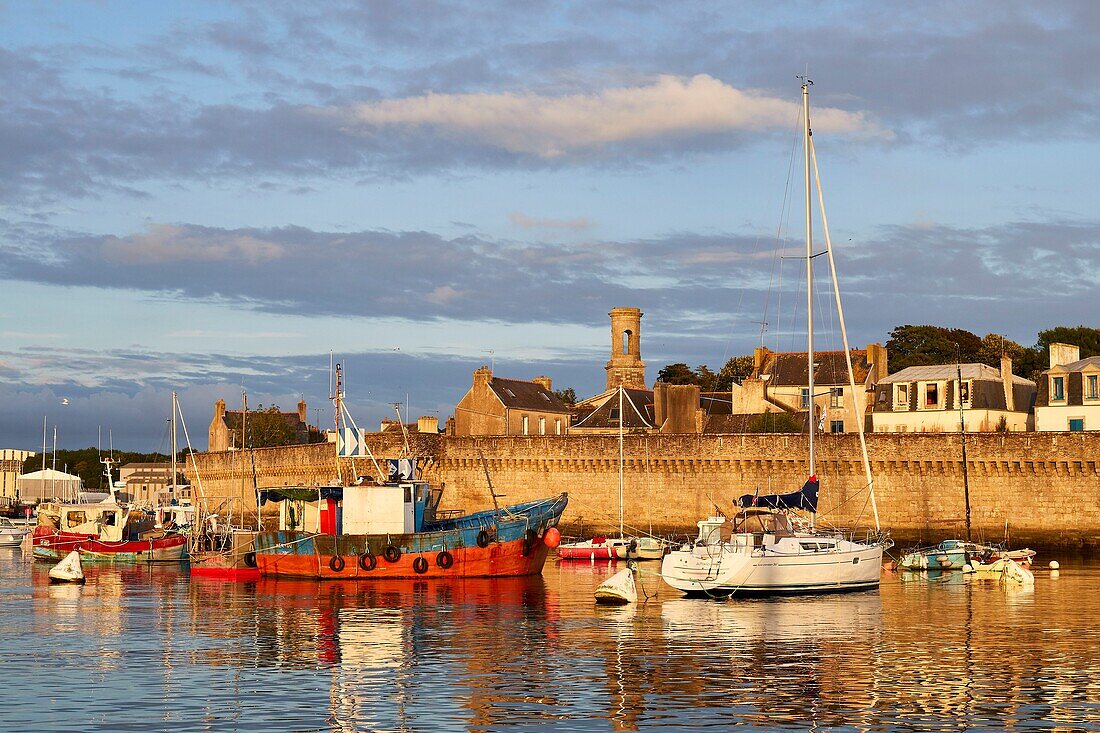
[{"xmin": 543, "ymin": 527, "xmax": 561, "ymax": 549}]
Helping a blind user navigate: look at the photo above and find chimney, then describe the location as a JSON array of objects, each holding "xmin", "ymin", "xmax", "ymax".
[
  {"xmin": 532, "ymin": 376, "xmax": 553, "ymax": 392},
  {"xmin": 214, "ymin": 398, "xmax": 226, "ymax": 419},
  {"xmin": 417, "ymin": 416, "xmax": 439, "ymax": 434},
  {"xmin": 866, "ymin": 342, "xmax": 889, "ymax": 383},
  {"xmin": 474, "ymin": 366, "xmax": 493, "ymax": 391},
  {"xmin": 297, "ymin": 399, "xmax": 307, "ymax": 424},
  {"xmin": 1001, "ymin": 356, "xmax": 1014, "ymax": 412},
  {"xmin": 753, "ymin": 346, "xmax": 771, "ymax": 377},
  {"xmin": 1048, "ymin": 343, "xmax": 1080, "ymax": 369}
]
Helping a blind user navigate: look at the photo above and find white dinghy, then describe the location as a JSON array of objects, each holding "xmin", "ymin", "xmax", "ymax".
[
  {"xmin": 594, "ymin": 567, "xmax": 637, "ymax": 605},
  {"xmin": 48, "ymin": 550, "xmax": 85, "ymax": 584}
]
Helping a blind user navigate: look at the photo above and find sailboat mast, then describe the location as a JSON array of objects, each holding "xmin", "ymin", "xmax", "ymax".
[
  {"xmin": 170, "ymin": 391, "xmax": 178, "ymax": 502},
  {"xmin": 618, "ymin": 386, "xmax": 624, "ymax": 538},
  {"xmin": 956, "ymin": 355, "xmax": 972, "ymax": 542},
  {"xmin": 803, "ymin": 79, "xmax": 816, "ymax": 477}
]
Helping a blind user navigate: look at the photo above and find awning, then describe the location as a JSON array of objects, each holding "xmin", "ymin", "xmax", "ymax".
[
  {"xmin": 737, "ymin": 476, "xmax": 819, "ymax": 512},
  {"xmin": 259, "ymin": 486, "xmax": 344, "ymax": 505}
]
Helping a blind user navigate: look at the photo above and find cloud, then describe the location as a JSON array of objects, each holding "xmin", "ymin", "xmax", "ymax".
[
  {"xmin": 510, "ymin": 212, "xmax": 593, "ymax": 231},
  {"xmin": 101, "ymin": 224, "xmax": 286, "ymax": 264},
  {"xmin": 331, "ymin": 75, "xmax": 890, "ymax": 158}
]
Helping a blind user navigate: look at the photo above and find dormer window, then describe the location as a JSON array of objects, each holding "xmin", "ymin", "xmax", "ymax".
[
  {"xmin": 894, "ymin": 384, "xmax": 909, "ymax": 410},
  {"xmin": 959, "ymin": 380, "xmax": 972, "ymax": 408},
  {"xmin": 918, "ymin": 381, "xmax": 944, "ymax": 410},
  {"xmin": 1086, "ymin": 375, "xmax": 1099, "ymax": 401},
  {"xmin": 1051, "ymin": 376, "xmax": 1065, "ymax": 402}
]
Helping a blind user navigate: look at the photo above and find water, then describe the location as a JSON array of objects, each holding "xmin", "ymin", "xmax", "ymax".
[{"xmin": 2, "ymin": 549, "xmax": 1098, "ymax": 732}]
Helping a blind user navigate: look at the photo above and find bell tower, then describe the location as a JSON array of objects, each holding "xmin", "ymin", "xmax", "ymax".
[{"xmin": 605, "ymin": 307, "xmax": 646, "ymax": 390}]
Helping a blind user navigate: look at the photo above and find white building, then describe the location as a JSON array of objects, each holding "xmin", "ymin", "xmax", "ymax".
[{"xmin": 1035, "ymin": 343, "xmax": 1100, "ymax": 432}]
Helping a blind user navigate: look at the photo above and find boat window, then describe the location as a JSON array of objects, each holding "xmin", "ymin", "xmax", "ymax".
[
  {"xmin": 66, "ymin": 511, "xmax": 86, "ymax": 526},
  {"xmin": 404, "ymin": 486, "xmax": 412, "ymax": 502},
  {"xmin": 102, "ymin": 512, "xmax": 117, "ymax": 526},
  {"xmin": 800, "ymin": 542, "xmax": 820, "ymax": 551}
]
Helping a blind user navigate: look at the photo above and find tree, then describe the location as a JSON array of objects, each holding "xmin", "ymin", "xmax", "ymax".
[
  {"xmin": 1036, "ymin": 326, "xmax": 1100, "ymax": 359},
  {"xmin": 976, "ymin": 333, "xmax": 1045, "ymax": 380},
  {"xmin": 885, "ymin": 325, "xmax": 983, "ymax": 373},
  {"xmin": 656, "ymin": 363, "xmax": 699, "ymax": 385},
  {"xmin": 228, "ymin": 405, "xmax": 299, "ymax": 448},
  {"xmin": 748, "ymin": 412, "xmax": 803, "ymax": 433},
  {"xmin": 694, "ymin": 365, "xmax": 718, "ymax": 391},
  {"xmin": 715, "ymin": 355, "xmax": 755, "ymax": 390},
  {"xmin": 552, "ymin": 387, "xmax": 577, "ymax": 405}
]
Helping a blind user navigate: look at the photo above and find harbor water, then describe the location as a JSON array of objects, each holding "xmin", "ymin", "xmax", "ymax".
[{"xmin": 2, "ymin": 549, "xmax": 1098, "ymax": 732}]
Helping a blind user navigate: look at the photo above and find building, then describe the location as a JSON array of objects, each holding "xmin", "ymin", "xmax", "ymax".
[
  {"xmin": 0, "ymin": 449, "xmax": 35, "ymax": 501},
  {"xmin": 453, "ymin": 368, "xmax": 571, "ymax": 436},
  {"xmin": 15, "ymin": 468, "xmax": 83, "ymax": 503},
  {"xmin": 871, "ymin": 358, "xmax": 1035, "ymax": 432},
  {"xmin": 727, "ymin": 344, "xmax": 888, "ymax": 434},
  {"xmin": 572, "ymin": 383, "xmax": 707, "ymax": 434},
  {"xmin": 605, "ymin": 307, "xmax": 647, "ymax": 390},
  {"xmin": 208, "ymin": 398, "xmax": 311, "ymax": 452},
  {"xmin": 118, "ymin": 462, "xmax": 188, "ymax": 507},
  {"xmin": 1035, "ymin": 343, "xmax": 1100, "ymax": 431}
]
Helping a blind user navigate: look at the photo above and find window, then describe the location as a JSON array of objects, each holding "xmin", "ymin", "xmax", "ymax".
[
  {"xmin": 894, "ymin": 384, "xmax": 909, "ymax": 410},
  {"xmin": 923, "ymin": 382, "xmax": 940, "ymax": 409},
  {"xmin": 1051, "ymin": 376, "xmax": 1065, "ymax": 402},
  {"xmin": 1087, "ymin": 375, "xmax": 1099, "ymax": 400},
  {"xmin": 65, "ymin": 511, "xmax": 86, "ymax": 527},
  {"xmin": 800, "ymin": 388, "xmax": 810, "ymax": 409},
  {"xmin": 830, "ymin": 420, "xmax": 844, "ymax": 434},
  {"xmin": 102, "ymin": 512, "xmax": 116, "ymax": 526},
  {"xmin": 504, "ymin": 388, "xmax": 516, "ymax": 398},
  {"xmin": 555, "ymin": 418, "xmax": 562, "ymax": 435},
  {"xmin": 622, "ymin": 330, "xmax": 631, "ymax": 354},
  {"xmin": 830, "ymin": 387, "xmax": 843, "ymax": 409},
  {"xmin": 540, "ymin": 392, "xmax": 551, "ymax": 402},
  {"xmin": 878, "ymin": 390, "xmax": 887, "ymax": 404},
  {"xmin": 539, "ymin": 416, "xmax": 546, "ymax": 435},
  {"xmin": 959, "ymin": 380, "xmax": 971, "ymax": 407},
  {"xmin": 521, "ymin": 415, "xmax": 529, "ymax": 435},
  {"xmin": 1069, "ymin": 418, "xmax": 1085, "ymax": 431}
]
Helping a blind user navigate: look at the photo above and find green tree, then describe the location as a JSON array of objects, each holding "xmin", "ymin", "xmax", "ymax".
[
  {"xmin": 715, "ymin": 355, "xmax": 755, "ymax": 390},
  {"xmin": 885, "ymin": 325, "xmax": 983, "ymax": 373},
  {"xmin": 693, "ymin": 364, "xmax": 718, "ymax": 391},
  {"xmin": 228, "ymin": 405, "xmax": 299, "ymax": 448},
  {"xmin": 1036, "ymin": 326, "xmax": 1100, "ymax": 359},
  {"xmin": 748, "ymin": 412, "xmax": 803, "ymax": 433},
  {"xmin": 656, "ymin": 363, "xmax": 699, "ymax": 385},
  {"xmin": 552, "ymin": 387, "xmax": 577, "ymax": 405}
]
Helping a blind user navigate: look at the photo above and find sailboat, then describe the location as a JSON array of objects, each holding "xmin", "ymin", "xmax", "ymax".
[
  {"xmin": 558, "ymin": 387, "xmax": 663, "ymax": 561},
  {"xmin": 661, "ymin": 79, "xmax": 891, "ymax": 596}
]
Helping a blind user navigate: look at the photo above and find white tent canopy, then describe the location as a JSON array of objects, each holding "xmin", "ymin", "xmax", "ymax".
[{"xmin": 16, "ymin": 469, "xmax": 83, "ymax": 503}]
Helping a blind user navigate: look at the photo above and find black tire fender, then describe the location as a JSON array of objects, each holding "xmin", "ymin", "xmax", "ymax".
[
  {"xmin": 413, "ymin": 556, "xmax": 429, "ymax": 574},
  {"xmin": 358, "ymin": 552, "xmax": 376, "ymax": 571},
  {"xmin": 476, "ymin": 530, "xmax": 491, "ymax": 548},
  {"xmin": 383, "ymin": 546, "xmax": 401, "ymax": 563},
  {"xmin": 329, "ymin": 555, "xmax": 346, "ymax": 572},
  {"xmin": 243, "ymin": 551, "xmax": 257, "ymax": 568},
  {"xmin": 436, "ymin": 551, "xmax": 454, "ymax": 569}
]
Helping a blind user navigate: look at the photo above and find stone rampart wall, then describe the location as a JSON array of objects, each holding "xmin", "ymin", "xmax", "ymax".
[{"xmin": 185, "ymin": 432, "xmax": 1100, "ymax": 547}]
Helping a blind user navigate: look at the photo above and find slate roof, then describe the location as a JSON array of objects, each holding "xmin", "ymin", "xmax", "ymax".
[
  {"xmin": 756, "ymin": 349, "xmax": 872, "ymax": 386},
  {"xmin": 572, "ymin": 388, "xmax": 655, "ymax": 429},
  {"xmin": 879, "ymin": 363, "xmax": 1034, "ymax": 386},
  {"xmin": 1045, "ymin": 356, "xmax": 1100, "ymax": 373},
  {"xmin": 489, "ymin": 378, "xmax": 570, "ymax": 413}
]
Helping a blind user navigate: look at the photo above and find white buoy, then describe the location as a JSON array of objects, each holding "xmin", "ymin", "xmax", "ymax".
[
  {"xmin": 594, "ymin": 567, "xmax": 637, "ymax": 605},
  {"xmin": 1049, "ymin": 560, "xmax": 1060, "ymax": 570},
  {"xmin": 48, "ymin": 550, "xmax": 85, "ymax": 584}
]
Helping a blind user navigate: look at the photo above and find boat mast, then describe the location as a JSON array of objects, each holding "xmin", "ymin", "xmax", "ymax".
[
  {"xmin": 618, "ymin": 385, "xmax": 624, "ymax": 539},
  {"xmin": 802, "ymin": 79, "xmax": 816, "ymax": 479},
  {"xmin": 956, "ymin": 349, "xmax": 972, "ymax": 542},
  {"xmin": 170, "ymin": 391, "xmax": 178, "ymax": 506}
]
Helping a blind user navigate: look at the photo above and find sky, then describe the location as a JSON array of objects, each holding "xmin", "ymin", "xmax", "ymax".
[{"xmin": 1, "ymin": 1, "xmax": 1098, "ymax": 451}]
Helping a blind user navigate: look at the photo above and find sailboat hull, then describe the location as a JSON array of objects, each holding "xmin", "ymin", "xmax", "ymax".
[
  {"xmin": 662, "ymin": 538, "xmax": 883, "ymax": 596},
  {"xmin": 31, "ymin": 527, "xmax": 187, "ymax": 562}
]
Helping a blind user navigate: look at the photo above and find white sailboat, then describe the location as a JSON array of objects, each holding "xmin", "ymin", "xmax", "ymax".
[{"xmin": 661, "ymin": 79, "xmax": 891, "ymax": 597}]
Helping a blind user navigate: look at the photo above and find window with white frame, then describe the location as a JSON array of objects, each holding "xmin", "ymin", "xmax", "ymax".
[
  {"xmin": 959, "ymin": 379, "xmax": 972, "ymax": 408},
  {"xmin": 1051, "ymin": 375, "xmax": 1066, "ymax": 402},
  {"xmin": 521, "ymin": 415, "xmax": 529, "ymax": 435},
  {"xmin": 920, "ymin": 382, "xmax": 942, "ymax": 410},
  {"xmin": 539, "ymin": 416, "xmax": 546, "ymax": 435},
  {"xmin": 800, "ymin": 388, "xmax": 810, "ymax": 409},
  {"xmin": 830, "ymin": 387, "xmax": 844, "ymax": 408},
  {"xmin": 555, "ymin": 418, "xmax": 562, "ymax": 435},
  {"xmin": 894, "ymin": 384, "xmax": 909, "ymax": 410}
]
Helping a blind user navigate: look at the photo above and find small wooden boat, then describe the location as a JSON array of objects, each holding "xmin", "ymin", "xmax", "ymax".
[
  {"xmin": 48, "ymin": 550, "xmax": 85, "ymax": 584},
  {"xmin": 594, "ymin": 567, "xmax": 637, "ymax": 605},
  {"xmin": 965, "ymin": 557, "xmax": 1035, "ymax": 585},
  {"xmin": 612, "ymin": 536, "xmax": 667, "ymax": 561}
]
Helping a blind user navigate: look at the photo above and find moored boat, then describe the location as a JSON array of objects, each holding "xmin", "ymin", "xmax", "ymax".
[
  {"xmin": 253, "ymin": 480, "xmax": 568, "ymax": 580},
  {"xmin": 558, "ymin": 535, "xmax": 629, "ymax": 561},
  {"xmin": 31, "ymin": 500, "xmax": 186, "ymax": 562},
  {"xmin": 611, "ymin": 536, "xmax": 667, "ymax": 561},
  {"xmin": 0, "ymin": 517, "xmax": 29, "ymax": 547}
]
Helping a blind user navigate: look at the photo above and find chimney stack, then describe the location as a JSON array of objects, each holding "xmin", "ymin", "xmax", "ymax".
[
  {"xmin": 473, "ymin": 366, "xmax": 493, "ymax": 390},
  {"xmin": 1048, "ymin": 343, "xmax": 1080, "ymax": 369},
  {"xmin": 532, "ymin": 376, "xmax": 553, "ymax": 392},
  {"xmin": 297, "ymin": 399, "xmax": 307, "ymax": 424},
  {"xmin": 1001, "ymin": 356, "xmax": 1015, "ymax": 412}
]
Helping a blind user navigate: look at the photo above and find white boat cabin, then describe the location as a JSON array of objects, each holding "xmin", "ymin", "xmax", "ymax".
[
  {"xmin": 269, "ymin": 481, "xmax": 438, "ymax": 536},
  {"xmin": 37, "ymin": 501, "xmax": 128, "ymax": 542}
]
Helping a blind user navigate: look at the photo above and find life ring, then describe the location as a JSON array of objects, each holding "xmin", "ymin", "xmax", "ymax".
[
  {"xmin": 522, "ymin": 529, "xmax": 539, "ymax": 556},
  {"xmin": 358, "ymin": 552, "xmax": 376, "ymax": 571},
  {"xmin": 413, "ymin": 556, "xmax": 429, "ymax": 574},
  {"xmin": 436, "ymin": 551, "xmax": 454, "ymax": 569},
  {"xmin": 329, "ymin": 555, "xmax": 346, "ymax": 572},
  {"xmin": 243, "ymin": 552, "xmax": 257, "ymax": 568},
  {"xmin": 476, "ymin": 530, "xmax": 491, "ymax": 548},
  {"xmin": 383, "ymin": 546, "xmax": 402, "ymax": 563}
]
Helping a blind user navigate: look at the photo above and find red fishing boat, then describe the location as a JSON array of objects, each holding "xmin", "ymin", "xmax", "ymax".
[{"xmin": 31, "ymin": 500, "xmax": 186, "ymax": 562}]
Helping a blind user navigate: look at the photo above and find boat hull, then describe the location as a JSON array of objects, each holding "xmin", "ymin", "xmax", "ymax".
[
  {"xmin": 662, "ymin": 541, "xmax": 884, "ymax": 596},
  {"xmin": 189, "ymin": 531, "xmax": 261, "ymax": 581},
  {"xmin": 254, "ymin": 494, "xmax": 568, "ymax": 580},
  {"xmin": 31, "ymin": 527, "xmax": 187, "ymax": 563},
  {"xmin": 0, "ymin": 531, "xmax": 27, "ymax": 547}
]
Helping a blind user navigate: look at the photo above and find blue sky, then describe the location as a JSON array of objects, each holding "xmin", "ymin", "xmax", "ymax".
[{"xmin": 1, "ymin": 1, "xmax": 1097, "ymax": 450}]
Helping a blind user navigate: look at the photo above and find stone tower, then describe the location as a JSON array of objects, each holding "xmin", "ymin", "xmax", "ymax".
[{"xmin": 605, "ymin": 307, "xmax": 646, "ymax": 390}]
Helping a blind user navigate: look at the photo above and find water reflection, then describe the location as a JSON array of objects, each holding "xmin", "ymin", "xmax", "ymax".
[{"xmin": 5, "ymin": 550, "xmax": 1100, "ymax": 731}]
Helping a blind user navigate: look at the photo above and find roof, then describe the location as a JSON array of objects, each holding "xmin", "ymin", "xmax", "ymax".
[
  {"xmin": 573, "ymin": 388, "xmax": 655, "ymax": 429},
  {"xmin": 1046, "ymin": 355, "xmax": 1100, "ymax": 373},
  {"xmin": 489, "ymin": 377, "xmax": 570, "ymax": 413},
  {"xmin": 756, "ymin": 349, "xmax": 872, "ymax": 387},
  {"xmin": 17, "ymin": 468, "xmax": 82, "ymax": 481},
  {"xmin": 879, "ymin": 363, "xmax": 1034, "ymax": 386}
]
